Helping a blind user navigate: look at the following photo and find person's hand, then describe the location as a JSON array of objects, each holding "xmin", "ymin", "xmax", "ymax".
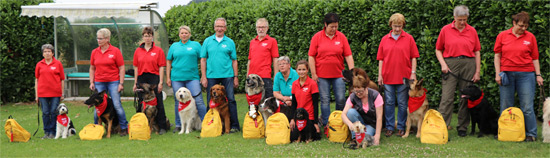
[
  {"xmin": 117, "ymin": 84, "xmax": 124, "ymax": 92},
  {"xmin": 348, "ymin": 124, "xmax": 356, "ymax": 131},
  {"xmin": 89, "ymin": 83, "xmax": 95, "ymax": 91},
  {"xmin": 201, "ymin": 77, "xmax": 207, "ymax": 88},
  {"xmin": 289, "ymin": 119, "xmax": 295, "ymax": 131},
  {"xmin": 410, "ymin": 73, "xmax": 417, "ymax": 81},
  {"xmin": 60, "ymin": 95, "xmax": 64, "ymax": 101},
  {"xmin": 495, "ymin": 74, "xmax": 502, "ymax": 86},
  {"xmin": 166, "ymin": 78, "xmax": 172, "ymax": 87},
  {"xmin": 441, "ymin": 65, "xmax": 451, "ymax": 74},
  {"xmin": 233, "ymin": 77, "xmax": 239, "ymax": 88},
  {"xmin": 472, "ymin": 72, "xmax": 480, "ymax": 83},
  {"xmin": 284, "ymin": 100, "xmax": 292, "ymax": 106},
  {"xmin": 537, "ymin": 76, "xmax": 544, "ymax": 86},
  {"xmin": 373, "ymin": 135, "xmax": 380, "ymax": 146},
  {"xmin": 311, "ymin": 74, "xmax": 318, "ymax": 82},
  {"xmin": 158, "ymin": 83, "xmax": 163, "ymax": 92},
  {"xmin": 35, "ymin": 97, "xmax": 38, "ymax": 103},
  {"xmin": 133, "ymin": 84, "xmax": 137, "ymax": 92},
  {"xmin": 378, "ymin": 74, "xmax": 384, "ymax": 85},
  {"xmin": 314, "ymin": 124, "xmax": 320, "ymax": 133}
]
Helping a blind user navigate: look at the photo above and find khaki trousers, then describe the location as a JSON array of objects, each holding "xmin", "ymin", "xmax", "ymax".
[{"xmin": 437, "ymin": 58, "xmax": 475, "ymax": 131}]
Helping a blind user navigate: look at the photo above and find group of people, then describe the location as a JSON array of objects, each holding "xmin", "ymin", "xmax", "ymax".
[{"xmin": 35, "ymin": 5, "xmax": 542, "ymax": 143}]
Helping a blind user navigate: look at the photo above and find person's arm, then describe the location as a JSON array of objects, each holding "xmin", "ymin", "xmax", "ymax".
[
  {"xmin": 89, "ymin": 65, "xmax": 95, "ymax": 90},
  {"xmin": 166, "ymin": 60, "xmax": 172, "ymax": 87},
  {"xmin": 308, "ymin": 56, "xmax": 318, "ymax": 82},
  {"xmin": 158, "ymin": 66, "xmax": 165, "ymax": 92},
  {"xmin": 118, "ymin": 65, "xmax": 125, "ymax": 92},
  {"xmin": 345, "ymin": 55, "xmax": 354, "ymax": 70},
  {"xmin": 272, "ymin": 58, "xmax": 278, "ymax": 77},
  {"xmin": 233, "ymin": 60, "xmax": 239, "ymax": 88},
  {"xmin": 534, "ymin": 60, "xmax": 544, "ymax": 86},
  {"xmin": 374, "ymin": 104, "xmax": 383, "ymax": 146},
  {"xmin": 435, "ymin": 49, "xmax": 450, "ymax": 73},
  {"xmin": 246, "ymin": 60, "xmax": 250, "ymax": 75},
  {"xmin": 290, "ymin": 94, "xmax": 298, "ymax": 131},
  {"xmin": 378, "ymin": 61, "xmax": 383, "ymax": 85},
  {"xmin": 133, "ymin": 66, "xmax": 138, "ymax": 92},
  {"xmin": 60, "ymin": 80, "xmax": 64, "ymax": 101},
  {"xmin": 410, "ymin": 58, "xmax": 417, "ymax": 81},
  {"xmin": 200, "ymin": 58, "xmax": 207, "ymax": 88},
  {"xmin": 472, "ymin": 50, "xmax": 481, "ymax": 82},
  {"xmin": 274, "ymin": 91, "xmax": 291, "ymax": 106},
  {"xmin": 35, "ymin": 79, "xmax": 38, "ymax": 103},
  {"xmin": 341, "ymin": 99, "xmax": 354, "ymax": 131},
  {"xmin": 494, "ymin": 53, "xmax": 502, "ymax": 85}
]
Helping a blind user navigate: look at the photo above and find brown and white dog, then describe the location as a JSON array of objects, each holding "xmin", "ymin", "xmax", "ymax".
[
  {"xmin": 343, "ymin": 68, "xmax": 379, "ymax": 92},
  {"xmin": 403, "ymin": 78, "xmax": 429, "ymax": 138},
  {"xmin": 175, "ymin": 87, "xmax": 201, "ymax": 134},
  {"xmin": 245, "ymin": 74, "xmax": 267, "ymax": 123},
  {"xmin": 352, "ymin": 121, "xmax": 373, "ymax": 148},
  {"xmin": 140, "ymin": 83, "xmax": 159, "ymax": 134},
  {"xmin": 210, "ymin": 84, "xmax": 231, "ymax": 134},
  {"xmin": 543, "ymin": 97, "xmax": 550, "ymax": 143}
]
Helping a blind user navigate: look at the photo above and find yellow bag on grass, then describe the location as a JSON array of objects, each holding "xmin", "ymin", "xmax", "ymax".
[
  {"xmin": 128, "ymin": 113, "xmax": 150, "ymax": 140},
  {"xmin": 420, "ymin": 109, "xmax": 448, "ymax": 144},
  {"xmin": 79, "ymin": 124, "xmax": 105, "ymax": 140},
  {"xmin": 243, "ymin": 112, "xmax": 265, "ymax": 139},
  {"xmin": 200, "ymin": 109, "xmax": 222, "ymax": 138},
  {"xmin": 327, "ymin": 110, "xmax": 349, "ymax": 143},
  {"xmin": 4, "ymin": 115, "xmax": 31, "ymax": 142},
  {"xmin": 265, "ymin": 113, "xmax": 290, "ymax": 145},
  {"xmin": 498, "ymin": 107, "xmax": 525, "ymax": 142}
]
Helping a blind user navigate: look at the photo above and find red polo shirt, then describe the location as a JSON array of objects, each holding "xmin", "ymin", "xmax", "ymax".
[
  {"xmin": 248, "ymin": 35, "xmax": 279, "ymax": 78},
  {"xmin": 308, "ymin": 29, "xmax": 352, "ymax": 78},
  {"xmin": 133, "ymin": 42, "xmax": 166, "ymax": 76},
  {"xmin": 494, "ymin": 28, "xmax": 539, "ymax": 72},
  {"xmin": 291, "ymin": 77, "xmax": 319, "ymax": 120},
  {"xmin": 35, "ymin": 58, "xmax": 65, "ymax": 97},
  {"xmin": 377, "ymin": 30, "xmax": 419, "ymax": 84},
  {"xmin": 91, "ymin": 44, "xmax": 124, "ymax": 82},
  {"xmin": 435, "ymin": 21, "xmax": 481, "ymax": 58}
]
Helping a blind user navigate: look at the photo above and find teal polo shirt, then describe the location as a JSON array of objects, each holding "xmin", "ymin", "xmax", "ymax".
[
  {"xmin": 167, "ymin": 40, "xmax": 201, "ymax": 81},
  {"xmin": 200, "ymin": 34, "xmax": 237, "ymax": 78},
  {"xmin": 273, "ymin": 68, "xmax": 299, "ymax": 96}
]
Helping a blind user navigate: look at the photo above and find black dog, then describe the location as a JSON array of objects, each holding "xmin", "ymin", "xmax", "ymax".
[
  {"xmin": 291, "ymin": 108, "xmax": 319, "ymax": 143},
  {"xmin": 84, "ymin": 90, "xmax": 120, "ymax": 138},
  {"xmin": 460, "ymin": 85, "xmax": 499, "ymax": 137}
]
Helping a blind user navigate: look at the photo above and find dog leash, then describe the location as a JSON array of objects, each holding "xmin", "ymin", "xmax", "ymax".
[
  {"xmin": 538, "ymin": 84, "xmax": 546, "ymax": 120},
  {"xmin": 442, "ymin": 71, "xmax": 474, "ymax": 83},
  {"xmin": 32, "ymin": 101, "xmax": 41, "ymax": 137}
]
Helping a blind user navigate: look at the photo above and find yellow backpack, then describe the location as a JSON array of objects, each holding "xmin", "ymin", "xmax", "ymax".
[
  {"xmin": 200, "ymin": 109, "xmax": 222, "ymax": 138},
  {"xmin": 265, "ymin": 113, "xmax": 290, "ymax": 145},
  {"xmin": 242, "ymin": 112, "xmax": 265, "ymax": 139},
  {"xmin": 498, "ymin": 107, "xmax": 525, "ymax": 142},
  {"xmin": 420, "ymin": 109, "xmax": 448, "ymax": 144},
  {"xmin": 4, "ymin": 115, "xmax": 31, "ymax": 142},
  {"xmin": 327, "ymin": 111, "xmax": 349, "ymax": 143},
  {"xmin": 79, "ymin": 124, "xmax": 105, "ymax": 140},
  {"xmin": 128, "ymin": 113, "xmax": 151, "ymax": 140}
]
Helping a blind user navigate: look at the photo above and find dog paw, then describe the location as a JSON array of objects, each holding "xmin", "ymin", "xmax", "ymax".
[{"xmin": 178, "ymin": 131, "xmax": 184, "ymax": 135}]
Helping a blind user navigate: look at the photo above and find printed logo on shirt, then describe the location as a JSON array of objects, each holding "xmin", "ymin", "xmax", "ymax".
[
  {"xmin": 523, "ymin": 40, "xmax": 531, "ymax": 46},
  {"xmin": 302, "ymin": 87, "xmax": 309, "ymax": 92},
  {"xmin": 50, "ymin": 66, "xmax": 56, "ymax": 70},
  {"xmin": 108, "ymin": 54, "xmax": 114, "ymax": 58},
  {"xmin": 151, "ymin": 52, "xmax": 157, "ymax": 56},
  {"xmin": 262, "ymin": 43, "xmax": 268, "ymax": 47},
  {"xmin": 221, "ymin": 44, "xmax": 227, "ymax": 48},
  {"xmin": 187, "ymin": 47, "xmax": 193, "ymax": 51},
  {"xmin": 335, "ymin": 41, "xmax": 341, "ymax": 45}
]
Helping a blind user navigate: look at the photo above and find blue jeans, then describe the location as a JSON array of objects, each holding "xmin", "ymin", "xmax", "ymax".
[
  {"xmin": 384, "ymin": 84, "xmax": 409, "ymax": 131},
  {"xmin": 499, "ymin": 71, "xmax": 537, "ymax": 137},
  {"xmin": 346, "ymin": 108, "xmax": 375, "ymax": 138},
  {"xmin": 39, "ymin": 97, "xmax": 59, "ymax": 135},
  {"xmin": 172, "ymin": 80, "xmax": 207, "ymax": 127},
  {"xmin": 94, "ymin": 81, "xmax": 128, "ymax": 129},
  {"xmin": 318, "ymin": 77, "xmax": 346, "ymax": 126},
  {"xmin": 206, "ymin": 78, "xmax": 240, "ymax": 129}
]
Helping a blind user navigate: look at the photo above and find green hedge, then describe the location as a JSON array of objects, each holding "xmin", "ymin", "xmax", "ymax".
[
  {"xmin": 164, "ymin": 0, "xmax": 549, "ymax": 113},
  {"xmin": 1, "ymin": 0, "xmax": 54, "ymax": 104}
]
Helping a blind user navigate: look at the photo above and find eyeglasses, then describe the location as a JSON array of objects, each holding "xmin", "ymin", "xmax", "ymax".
[
  {"xmin": 143, "ymin": 35, "xmax": 153, "ymax": 38},
  {"xmin": 256, "ymin": 26, "xmax": 268, "ymax": 29},
  {"xmin": 353, "ymin": 88, "xmax": 366, "ymax": 94},
  {"xmin": 97, "ymin": 38, "xmax": 105, "ymax": 41}
]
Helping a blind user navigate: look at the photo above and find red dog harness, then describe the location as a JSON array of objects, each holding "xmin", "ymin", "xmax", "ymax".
[
  {"xmin": 355, "ymin": 132, "xmax": 365, "ymax": 143},
  {"xmin": 178, "ymin": 100, "xmax": 191, "ymax": 112},
  {"xmin": 467, "ymin": 92, "xmax": 484, "ymax": 108},
  {"xmin": 246, "ymin": 93, "xmax": 262, "ymax": 105},
  {"xmin": 57, "ymin": 114, "xmax": 69, "ymax": 127},
  {"xmin": 95, "ymin": 93, "xmax": 108, "ymax": 117},
  {"xmin": 296, "ymin": 120, "xmax": 306, "ymax": 131},
  {"xmin": 408, "ymin": 88, "xmax": 427, "ymax": 113},
  {"xmin": 142, "ymin": 97, "xmax": 158, "ymax": 112}
]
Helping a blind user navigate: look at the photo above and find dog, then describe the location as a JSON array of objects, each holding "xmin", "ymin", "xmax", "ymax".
[
  {"xmin": 542, "ymin": 97, "xmax": 550, "ymax": 143},
  {"xmin": 343, "ymin": 67, "xmax": 379, "ymax": 92},
  {"xmin": 54, "ymin": 103, "xmax": 76, "ymax": 139},
  {"xmin": 139, "ymin": 83, "xmax": 160, "ymax": 134},
  {"xmin": 245, "ymin": 74, "xmax": 267, "ymax": 122},
  {"xmin": 460, "ymin": 85, "xmax": 499, "ymax": 137},
  {"xmin": 210, "ymin": 84, "xmax": 231, "ymax": 134},
  {"xmin": 84, "ymin": 90, "xmax": 120, "ymax": 138},
  {"xmin": 292, "ymin": 108, "xmax": 318, "ymax": 143},
  {"xmin": 175, "ymin": 87, "xmax": 202, "ymax": 134},
  {"xmin": 352, "ymin": 121, "xmax": 374, "ymax": 148},
  {"xmin": 259, "ymin": 97, "xmax": 292, "ymax": 120},
  {"xmin": 403, "ymin": 78, "xmax": 429, "ymax": 138}
]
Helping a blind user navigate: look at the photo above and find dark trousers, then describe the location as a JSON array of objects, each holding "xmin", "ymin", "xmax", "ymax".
[
  {"xmin": 138, "ymin": 73, "xmax": 168, "ymax": 130},
  {"xmin": 262, "ymin": 78, "xmax": 274, "ymax": 98}
]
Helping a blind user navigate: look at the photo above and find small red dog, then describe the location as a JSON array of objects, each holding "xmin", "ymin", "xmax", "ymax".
[{"xmin": 210, "ymin": 84, "xmax": 231, "ymax": 134}]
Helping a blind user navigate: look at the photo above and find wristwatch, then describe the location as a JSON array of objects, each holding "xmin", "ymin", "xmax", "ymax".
[{"xmin": 411, "ymin": 71, "xmax": 416, "ymax": 74}]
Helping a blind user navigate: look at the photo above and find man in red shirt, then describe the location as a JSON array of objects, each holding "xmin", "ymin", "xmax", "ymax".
[
  {"xmin": 247, "ymin": 18, "xmax": 279, "ymax": 98},
  {"xmin": 435, "ymin": 5, "xmax": 481, "ymax": 137}
]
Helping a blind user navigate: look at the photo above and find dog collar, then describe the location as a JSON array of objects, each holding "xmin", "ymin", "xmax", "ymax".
[
  {"xmin": 95, "ymin": 93, "xmax": 108, "ymax": 117},
  {"xmin": 356, "ymin": 132, "xmax": 365, "ymax": 144},
  {"xmin": 209, "ymin": 98, "xmax": 227, "ymax": 109},
  {"xmin": 57, "ymin": 114, "xmax": 69, "ymax": 127},
  {"xmin": 246, "ymin": 93, "xmax": 262, "ymax": 105},
  {"xmin": 408, "ymin": 88, "xmax": 427, "ymax": 113},
  {"xmin": 178, "ymin": 100, "xmax": 191, "ymax": 112},
  {"xmin": 142, "ymin": 97, "xmax": 158, "ymax": 112},
  {"xmin": 296, "ymin": 120, "xmax": 306, "ymax": 131},
  {"xmin": 467, "ymin": 91, "xmax": 484, "ymax": 108}
]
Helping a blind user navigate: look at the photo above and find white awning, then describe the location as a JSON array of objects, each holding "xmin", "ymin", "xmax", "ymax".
[{"xmin": 21, "ymin": 2, "xmax": 158, "ymax": 19}]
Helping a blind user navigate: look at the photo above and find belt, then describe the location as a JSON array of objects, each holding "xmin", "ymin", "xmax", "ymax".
[{"xmin": 444, "ymin": 55, "xmax": 473, "ymax": 59}]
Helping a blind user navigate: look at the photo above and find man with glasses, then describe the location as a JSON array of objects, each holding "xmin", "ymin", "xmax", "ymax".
[{"xmin": 247, "ymin": 18, "xmax": 279, "ymax": 99}]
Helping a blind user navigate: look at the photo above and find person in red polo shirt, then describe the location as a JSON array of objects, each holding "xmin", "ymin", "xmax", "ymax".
[
  {"xmin": 377, "ymin": 13, "xmax": 419, "ymax": 137},
  {"xmin": 290, "ymin": 60, "xmax": 320, "ymax": 142},
  {"xmin": 247, "ymin": 18, "xmax": 279, "ymax": 98},
  {"xmin": 35, "ymin": 44, "xmax": 65, "ymax": 139},
  {"xmin": 494, "ymin": 11, "xmax": 542, "ymax": 142},
  {"xmin": 133, "ymin": 26, "xmax": 168, "ymax": 135},
  {"xmin": 89, "ymin": 28, "xmax": 128, "ymax": 136},
  {"xmin": 435, "ymin": 5, "xmax": 481, "ymax": 137},
  {"xmin": 308, "ymin": 13, "xmax": 355, "ymax": 128}
]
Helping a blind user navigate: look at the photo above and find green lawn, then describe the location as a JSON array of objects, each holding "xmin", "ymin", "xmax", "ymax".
[{"xmin": 1, "ymin": 94, "xmax": 548, "ymax": 157}]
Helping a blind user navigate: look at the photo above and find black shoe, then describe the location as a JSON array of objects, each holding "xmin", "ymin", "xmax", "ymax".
[
  {"xmin": 229, "ymin": 128, "xmax": 240, "ymax": 133},
  {"xmin": 525, "ymin": 136, "xmax": 536, "ymax": 142},
  {"xmin": 159, "ymin": 129, "xmax": 166, "ymax": 135},
  {"xmin": 41, "ymin": 134, "xmax": 51, "ymax": 139},
  {"xmin": 458, "ymin": 130, "xmax": 467, "ymax": 137},
  {"xmin": 119, "ymin": 129, "xmax": 128, "ymax": 137},
  {"xmin": 172, "ymin": 127, "xmax": 181, "ymax": 133}
]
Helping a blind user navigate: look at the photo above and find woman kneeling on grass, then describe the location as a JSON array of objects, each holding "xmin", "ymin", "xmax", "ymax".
[{"xmin": 341, "ymin": 75, "xmax": 383, "ymax": 146}]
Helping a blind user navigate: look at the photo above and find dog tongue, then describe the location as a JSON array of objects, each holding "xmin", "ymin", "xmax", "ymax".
[{"xmin": 461, "ymin": 95, "xmax": 468, "ymax": 98}]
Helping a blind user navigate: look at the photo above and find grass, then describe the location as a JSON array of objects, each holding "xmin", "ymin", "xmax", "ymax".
[{"xmin": 1, "ymin": 94, "xmax": 549, "ymax": 157}]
